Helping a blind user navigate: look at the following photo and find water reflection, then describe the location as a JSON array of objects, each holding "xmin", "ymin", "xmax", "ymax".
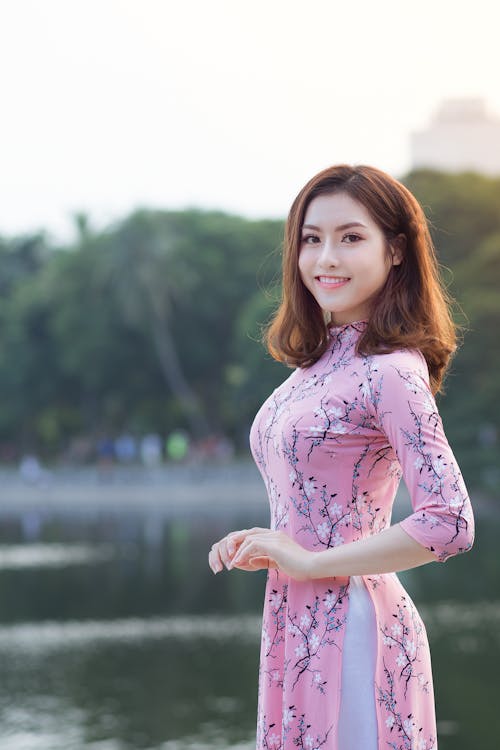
[
  {"xmin": 0, "ymin": 543, "xmax": 117, "ymax": 569},
  {"xmin": 0, "ymin": 615, "xmax": 261, "ymax": 749},
  {"xmin": 0, "ymin": 614, "xmax": 262, "ymax": 651}
]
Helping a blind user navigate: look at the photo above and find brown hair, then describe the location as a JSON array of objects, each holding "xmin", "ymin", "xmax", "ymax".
[{"xmin": 264, "ymin": 164, "xmax": 462, "ymax": 395}]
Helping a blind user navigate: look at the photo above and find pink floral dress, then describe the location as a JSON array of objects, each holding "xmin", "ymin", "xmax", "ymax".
[{"xmin": 249, "ymin": 319, "xmax": 475, "ymax": 750}]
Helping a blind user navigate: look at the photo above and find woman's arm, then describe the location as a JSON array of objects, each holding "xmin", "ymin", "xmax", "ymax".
[
  {"xmin": 225, "ymin": 523, "xmax": 436, "ymax": 581},
  {"xmin": 307, "ymin": 522, "xmax": 437, "ymax": 578},
  {"xmin": 366, "ymin": 350, "xmax": 475, "ymax": 564}
]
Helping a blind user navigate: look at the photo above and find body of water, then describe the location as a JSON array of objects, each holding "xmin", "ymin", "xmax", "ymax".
[{"xmin": 0, "ymin": 464, "xmax": 496, "ymax": 749}]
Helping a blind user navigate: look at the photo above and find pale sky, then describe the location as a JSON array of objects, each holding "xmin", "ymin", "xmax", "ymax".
[{"xmin": 1, "ymin": 0, "xmax": 499, "ymax": 242}]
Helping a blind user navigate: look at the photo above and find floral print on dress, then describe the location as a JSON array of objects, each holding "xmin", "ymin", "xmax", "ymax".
[{"xmin": 250, "ymin": 320, "xmax": 474, "ymax": 749}]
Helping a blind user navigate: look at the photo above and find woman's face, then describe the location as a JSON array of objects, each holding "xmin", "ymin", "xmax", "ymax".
[{"xmin": 298, "ymin": 191, "xmax": 402, "ymax": 326}]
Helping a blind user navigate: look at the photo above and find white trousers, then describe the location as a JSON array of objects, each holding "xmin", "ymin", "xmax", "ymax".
[{"xmin": 337, "ymin": 575, "xmax": 378, "ymax": 749}]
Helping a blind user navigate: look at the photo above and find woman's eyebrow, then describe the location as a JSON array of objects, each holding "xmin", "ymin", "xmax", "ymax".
[{"xmin": 302, "ymin": 222, "xmax": 368, "ymax": 231}]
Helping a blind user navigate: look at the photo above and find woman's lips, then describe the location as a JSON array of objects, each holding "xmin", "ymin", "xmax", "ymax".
[{"xmin": 315, "ymin": 276, "xmax": 350, "ymax": 289}]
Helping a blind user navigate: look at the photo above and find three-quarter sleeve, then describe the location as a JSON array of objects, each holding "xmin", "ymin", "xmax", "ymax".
[{"xmin": 367, "ymin": 349, "xmax": 475, "ymax": 563}]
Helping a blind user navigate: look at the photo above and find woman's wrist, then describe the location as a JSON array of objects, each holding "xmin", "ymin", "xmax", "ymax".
[{"xmin": 306, "ymin": 549, "xmax": 328, "ymax": 580}]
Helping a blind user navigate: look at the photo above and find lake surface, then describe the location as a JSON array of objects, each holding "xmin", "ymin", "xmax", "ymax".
[{"xmin": 0, "ymin": 464, "xmax": 497, "ymax": 749}]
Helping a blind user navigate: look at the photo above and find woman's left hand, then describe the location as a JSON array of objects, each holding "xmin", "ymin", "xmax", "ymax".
[{"xmin": 228, "ymin": 528, "xmax": 315, "ymax": 581}]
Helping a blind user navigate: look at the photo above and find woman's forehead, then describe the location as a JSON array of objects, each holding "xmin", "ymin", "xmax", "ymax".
[{"xmin": 303, "ymin": 192, "xmax": 375, "ymax": 229}]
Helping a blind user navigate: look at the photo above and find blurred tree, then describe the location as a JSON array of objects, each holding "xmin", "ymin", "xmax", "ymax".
[{"xmin": 97, "ymin": 210, "xmax": 212, "ymax": 438}]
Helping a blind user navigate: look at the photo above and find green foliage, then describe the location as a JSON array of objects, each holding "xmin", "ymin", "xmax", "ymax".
[
  {"xmin": 0, "ymin": 173, "xmax": 498, "ymax": 493},
  {"xmin": 402, "ymin": 170, "xmax": 500, "ymax": 492}
]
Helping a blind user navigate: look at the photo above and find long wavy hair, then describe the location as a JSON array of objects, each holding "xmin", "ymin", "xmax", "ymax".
[{"xmin": 264, "ymin": 164, "xmax": 462, "ymax": 395}]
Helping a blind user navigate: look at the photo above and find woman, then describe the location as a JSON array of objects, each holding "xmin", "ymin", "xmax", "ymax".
[{"xmin": 208, "ymin": 164, "xmax": 475, "ymax": 750}]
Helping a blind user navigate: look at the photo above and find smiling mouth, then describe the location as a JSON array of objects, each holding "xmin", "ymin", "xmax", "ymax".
[{"xmin": 316, "ymin": 276, "xmax": 350, "ymax": 285}]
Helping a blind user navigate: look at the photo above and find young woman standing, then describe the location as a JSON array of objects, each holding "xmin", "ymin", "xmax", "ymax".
[{"xmin": 208, "ymin": 164, "xmax": 475, "ymax": 750}]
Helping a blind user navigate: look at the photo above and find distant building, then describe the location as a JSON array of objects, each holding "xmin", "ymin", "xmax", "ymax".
[{"xmin": 410, "ymin": 98, "xmax": 500, "ymax": 175}]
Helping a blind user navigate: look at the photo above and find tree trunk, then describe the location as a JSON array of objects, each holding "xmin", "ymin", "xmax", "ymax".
[{"xmin": 150, "ymin": 314, "xmax": 211, "ymax": 439}]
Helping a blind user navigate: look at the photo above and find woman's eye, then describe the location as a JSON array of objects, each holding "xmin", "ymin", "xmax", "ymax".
[
  {"xmin": 301, "ymin": 234, "xmax": 320, "ymax": 244},
  {"xmin": 343, "ymin": 233, "xmax": 361, "ymax": 243}
]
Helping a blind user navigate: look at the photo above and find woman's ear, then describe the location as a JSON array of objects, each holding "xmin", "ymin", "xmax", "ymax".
[{"xmin": 391, "ymin": 233, "xmax": 406, "ymax": 266}]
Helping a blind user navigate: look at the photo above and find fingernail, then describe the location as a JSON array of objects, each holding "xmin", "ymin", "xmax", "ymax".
[{"xmin": 228, "ymin": 545, "xmax": 234, "ymax": 555}]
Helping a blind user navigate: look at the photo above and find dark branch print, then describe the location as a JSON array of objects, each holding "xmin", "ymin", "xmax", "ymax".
[{"xmin": 287, "ymin": 584, "xmax": 348, "ymax": 692}]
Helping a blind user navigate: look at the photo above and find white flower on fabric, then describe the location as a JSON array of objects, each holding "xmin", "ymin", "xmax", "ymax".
[
  {"xmin": 391, "ymin": 623, "xmax": 403, "ymax": 637},
  {"xmin": 383, "ymin": 634, "xmax": 393, "ymax": 645},
  {"xmin": 360, "ymin": 381, "xmax": 370, "ymax": 397},
  {"xmin": 309, "ymin": 633, "xmax": 320, "ymax": 650},
  {"xmin": 324, "ymin": 593, "xmax": 336, "ymax": 609},
  {"xmin": 288, "ymin": 623, "xmax": 299, "ymax": 635},
  {"xmin": 396, "ymin": 651, "xmax": 406, "ymax": 667},
  {"xmin": 309, "ymin": 425, "xmax": 324, "ymax": 435},
  {"xmin": 317, "ymin": 521, "xmax": 330, "ymax": 540},
  {"xmin": 304, "ymin": 480, "xmax": 316, "ymax": 497},
  {"xmin": 300, "ymin": 613, "xmax": 311, "ymax": 629},
  {"xmin": 269, "ymin": 592, "xmax": 282, "ymax": 608},
  {"xmin": 414, "ymin": 456, "xmax": 425, "ymax": 470},
  {"xmin": 330, "ymin": 502, "xmax": 342, "ymax": 517},
  {"xmin": 295, "ymin": 642, "xmax": 307, "ymax": 658},
  {"xmin": 289, "ymin": 470, "xmax": 297, "ymax": 483},
  {"xmin": 283, "ymin": 708, "xmax": 294, "ymax": 725},
  {"xmin": 385, "ymin": 715, "xmax": 395, "ymax": 728},
  {"xmin": 305, "ymin": 735, "xmax": 314, "ymax": 748},
  {"xmin": 327, "ymin": 406, "xmax": 343, "ymax": 418},
  {"xmin": 332, "ymin": 532, "xmax": 344, "ymax": 546},
  {"xmin": 417, "ymin": 738, "xmax": 427, "ymax": 750},
  {"xmin": 268, "ymin": 733, "xmax": 280, "ymax": 747},
  {"xmin": 432, "ymin": 457, "xmax": 446, "ymax": 475},
  {"xmin": 403, "ymin": 718, "xmax": 415, "ymax": 735},
  {"xmin": 272, "ymin": 670, "xmax": 280, "ymax": 682},
  {"xmin": 405, "ymin": 639, "xmax": 417, "ymax": 657},
  {"xmin": 313, "ymin": 671, "xmax": 322, "ymax": 683},
  {"xmin": 450, "ymin": 494, "xmax": 463, "ymax": 509}
]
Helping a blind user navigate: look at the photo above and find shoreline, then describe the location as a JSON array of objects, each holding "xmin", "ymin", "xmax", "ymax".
[
  {"xmin": 0, "ymin": 460, "xmax": 268, "ymax": 521},
  {"xmin": 0, "ymin": 459, "xmax": 496, "ymax": 521}
]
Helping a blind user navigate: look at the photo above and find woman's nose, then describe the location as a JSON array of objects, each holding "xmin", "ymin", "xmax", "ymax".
[{"xmin": 318, "ymin": 238, "xmax": 340, "ymax": 266}]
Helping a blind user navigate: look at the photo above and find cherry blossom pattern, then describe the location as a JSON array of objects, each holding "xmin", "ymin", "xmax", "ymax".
[
  {"xmin": 379, "ymin": 595, "xmax": 430, "ymax": 699},
  {"xmin": 292, "ymin": 713, "xmax": 333, "ymax": 749},
  {"xmin": 262, "ymin": 584, "xmax": 288, "ymax": 660},
  {"xmin": 287, "ymin": 584, "xmax": 349, "ymax": 692},
  {"xmin": 284, "ymin": 429, "xmax": 350, "ymax": 549},
  {"xmin": 377, "ymin": 656, "xmax": 436, "ymax": 750}
]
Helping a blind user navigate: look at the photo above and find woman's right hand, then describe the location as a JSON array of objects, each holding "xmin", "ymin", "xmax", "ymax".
[{"xmin": 208, "ymin": 527, "xmax": 271, "ymax": 574}]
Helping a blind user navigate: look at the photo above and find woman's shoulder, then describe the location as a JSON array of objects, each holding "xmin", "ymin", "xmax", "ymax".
[{"xmin": 366, "ymin": 346, "xmax": 430, "ymax": 384}]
